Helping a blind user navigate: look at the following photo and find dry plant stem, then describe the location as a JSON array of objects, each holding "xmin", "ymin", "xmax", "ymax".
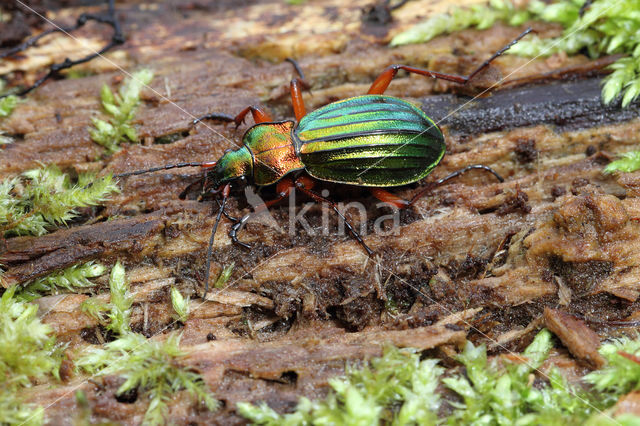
[{"xmin": 0, "ymin": 0, "xmax": 124, "ymax": 98}]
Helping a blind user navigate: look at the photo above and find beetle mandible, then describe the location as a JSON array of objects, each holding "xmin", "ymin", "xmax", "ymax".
[{"xmin": 118, "ymin": 29, "xmax": 532, "ymax": 297}]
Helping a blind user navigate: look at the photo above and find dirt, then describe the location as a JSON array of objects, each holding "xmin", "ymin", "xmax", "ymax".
[{"xmin": 2, "ymin": 0, "xmax": 640, "ymax": 424}]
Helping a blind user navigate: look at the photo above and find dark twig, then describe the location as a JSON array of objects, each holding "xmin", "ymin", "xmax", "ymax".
[
  {"xmin": 579, "ymin": 0, "xmax": 594, "ymax": 17},
  {"xmin": 0, "ymin": 0, "xmax": 125, "ymax": 98}
]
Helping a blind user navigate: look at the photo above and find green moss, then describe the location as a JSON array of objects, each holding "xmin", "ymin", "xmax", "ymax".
[
  {"xmin": 443, "ymin": 330, "xmax": 594, "ymax": 425},
  {"xmin": 17, "ymin": 261, "xmax": 105, "ymax": 302},
  {"xmin": 0, "ymin": 95, "xmax": 18, "ymax": 118},
  {"xmin": 77, "ymin": 263, "xmax": 218, "ymax": 424},
  {"xmin": 603, "ymin": 151, "xmax": 640, "ymax": 174},
  {"xmin": 89, "ymin": 69, "xmax": 154, "ymax": 154},
  {"xmin": 214, "ymin": 262, "xmax": 235, "ymax": 289},
  {"xmin": 585, "ymin": 338, "xmax": 640, "ymax": 400},
  {"xmin": 170, "ymin": 286, "xmax": 190, "ymax": 323},
  {"xmin": 0, "ymin": 80, "xmax": 19, "ymax": 118},
  {"xmin": 0, "ymin": 165, "xmax": 119, "ymax": 237},
  {"xmin": 81, "ymin": 261, "xmax": 132, "ymax": 336},
  {"xmin": 238, "ymin": 330, "xmax": 640, "ymax": 425},
  {"xmin": 78, "ymin": 332, "xmax": 218, "ymax": 425},
  {"xmin": 0, "ymin": 286, "xmax": 62, "ymax": 425},
  {"xmin": 391, "ymin": 0, "xmax": 640, "ymax": 107},
  {"xmin": 238, "ymin": 345, "xmax": 443, "ymax": 425}
]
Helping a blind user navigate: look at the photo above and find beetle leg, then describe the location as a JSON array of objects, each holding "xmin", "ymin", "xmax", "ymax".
[
  {"xmin": 370, "ymin": 188, "xmax": 410, "ymax": 209},
  {"xmin": 229, "ymin": 177, "xmax": 294, "ymax": 249},
  {"xmin": 290, "ymin": 78, "xmax": 311, "ymax": 121},
  {"xmin": 286, "ymin": 58, "xmax": 312, "ymax": 121},
  {"xmin": 203, "ymin": 183, "xmax": 231, "ymax": 299},
  {"xmin": 407, "ymin": 164, "xmax": 504, "ymax": 206},
  {"xmin": 367, "ymin": 28, "xmax": 533, "ymax": 95},
  {"xmin": 232, "ymin": 106, "xmax": 274, "ymax": 128},
  {"xmin": 294, "ymin": 176, "xmax": 374, "ymax": 256},
  {"xmin": 193, "ymin": 106, "xmax": 273, "ymax": 128}
]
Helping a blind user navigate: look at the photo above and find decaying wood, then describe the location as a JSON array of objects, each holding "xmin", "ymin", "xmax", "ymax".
[
  {"xmin": 613, "ymin": 391, "xmax": 640, "ymax": 418},
  {"xmin": 543, "ymin": 308, "xmax": 606, "ymax": 369},
  {"xmin": 2, "ymin": 0, "xmax": 640, "ymax": 424}
]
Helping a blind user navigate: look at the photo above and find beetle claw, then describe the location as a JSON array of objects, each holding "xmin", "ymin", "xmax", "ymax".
[{"xmin": 230, "ymin": 219, "xmax": 252, "ymax": 249}]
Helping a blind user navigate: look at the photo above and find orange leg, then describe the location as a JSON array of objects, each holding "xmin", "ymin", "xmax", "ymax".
[
  {"xmin": 367, "ymin": 28, "xmax": 533, "ymax": 95},
  {"xmin": 370, "ymin": 188, "xmax": 410, "ymax": 209},
  {"xmin": 290, "ymin": 78, "xmax": 310, "ymax": 121},
  {"xmin": 193, "ymin": 105, "xmax": 273, "ymax": 128},
  {"xmin": 286, "ymin": 58, "xmax": 311, "ymax": 121}
]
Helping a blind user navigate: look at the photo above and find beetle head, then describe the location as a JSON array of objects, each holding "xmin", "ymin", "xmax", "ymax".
[{"xmin": 206, "ymin": 146, "xmax": 253, "ymax": 190}]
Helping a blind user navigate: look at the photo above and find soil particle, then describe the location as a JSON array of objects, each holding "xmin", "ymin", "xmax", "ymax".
[
  {"xmin": 496, "ymin": 187, "xmax": 531, "ymax": 216},
  {"xmin": 514, "ymin": 138, "xmax": 537, "ymax": 164}
]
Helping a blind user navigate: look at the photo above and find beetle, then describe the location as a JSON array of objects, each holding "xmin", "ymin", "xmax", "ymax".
[{"xmin": 118, "ymin": 29, "xmax": 532, "ymax": 297}]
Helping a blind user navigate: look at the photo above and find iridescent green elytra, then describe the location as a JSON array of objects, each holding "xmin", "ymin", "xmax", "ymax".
[{"xmin": 208, "ymin": 94, "xmax": 445, "ymax": 188}]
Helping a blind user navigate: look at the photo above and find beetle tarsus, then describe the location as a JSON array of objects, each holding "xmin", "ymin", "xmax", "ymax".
[
  {"xmin": 229, "ymin": 215, "xmax": 252, "ymax": 250},
  {"xmin": 434, "ymin": 164, "xmax": 505, "ymax": 187}
]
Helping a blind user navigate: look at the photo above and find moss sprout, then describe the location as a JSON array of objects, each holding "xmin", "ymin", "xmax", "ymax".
[
  {"xmin": 214, "ymin": 262, "xmax": 235, "ymax": 289},
  {"xmin": 603, "ymin": 151, "xmax": 640, "ymax": 174},
  {"xmin": 81, "ymin": 261, "xmax": 132, "ymax": 336},
  {"xmin": 17, "ymin": 261, "xmax": 105, "ymax": 302},
  {"xmin": 0, "ymin": 80, "xmax": 19, "ymax": 118},
  {"xmin": 0, "ymin": 95, "xmax": 18, "ymax": 118},
  {"xmin": 89, "ymin": 69, "xmax": 154, "ymax": 154},
  {"xmin": 170, "ymin": 286, "xmax": 190, "ymax": 323}
]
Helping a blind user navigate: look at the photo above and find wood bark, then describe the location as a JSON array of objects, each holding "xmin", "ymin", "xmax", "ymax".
[{"xmin": 2, "ymin": 0, "xmax": 640, "ymax": 423}]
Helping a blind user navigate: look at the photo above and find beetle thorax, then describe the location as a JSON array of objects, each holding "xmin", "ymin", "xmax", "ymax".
[{"xmin": 243, "ymin": 121, "xmax": 303, "ymax": 186}]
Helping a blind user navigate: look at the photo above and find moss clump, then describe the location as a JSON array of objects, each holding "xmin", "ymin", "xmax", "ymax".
[
  {"xmin": 239, "ymin": 330, "xmax": 640, "ymax": 425},
  {"xmin": 77, "ymin": 262, "xmax": 218, "ymax": 424},
  {"xmin": 77, "ymin": 332, "xmax": 218, "ymax": 425},
  {"xmin": 0, "ymin": 165, "xmax": 119, "ymax": 237},
  {"xmin": 0, "ymin": 286, "xmax": 62, "ymax": 425}
]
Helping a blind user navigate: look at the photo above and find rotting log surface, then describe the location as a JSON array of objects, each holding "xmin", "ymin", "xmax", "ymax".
[{"xmin": 2, "ymin": 0, "xmax": 640, "ymax": 424}]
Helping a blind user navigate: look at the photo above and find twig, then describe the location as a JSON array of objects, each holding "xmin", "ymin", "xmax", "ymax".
[{"xmin": 0, "ymin": 0, "xmax": 125, "ymax": 98}]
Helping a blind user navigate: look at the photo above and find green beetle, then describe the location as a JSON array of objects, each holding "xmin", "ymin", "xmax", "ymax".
[
  {"xmin": 210, "ymin": 94, "xmax": 444, "ymax": 189},
  {"xmin": 120, "ymin": 29, "xmax": 530, "ymax": 296}
]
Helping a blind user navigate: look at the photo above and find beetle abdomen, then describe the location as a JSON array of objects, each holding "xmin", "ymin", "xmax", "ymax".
[{"xmin": 294, "ymin": 95, "xmax": 445, "ymax": 187}]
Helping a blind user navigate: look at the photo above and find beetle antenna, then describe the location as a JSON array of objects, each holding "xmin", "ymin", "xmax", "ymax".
[
  {"xmin": 285, "ymin": 57, "xmax": 306, "ymax": 80},
  {"xmin": 467, "ymin": 27, "xmax": 534, "ymax": 82},
  {"xmin": 113, "ymin": 161, "xmax": 217, "ymax": 179},
  {"xmin": 202, "ymin": 183, "xmax": 231, "ymax": 300}
]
